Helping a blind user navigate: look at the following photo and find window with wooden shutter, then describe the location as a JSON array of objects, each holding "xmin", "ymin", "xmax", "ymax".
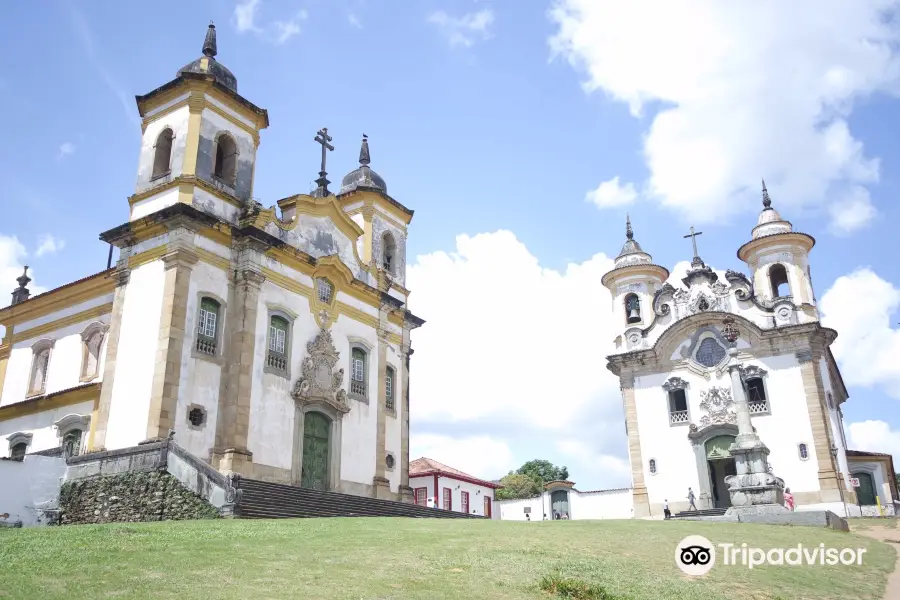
[
  {"xmin": 443, "ymin": 487, "xmax": 452, "ymax": 510},
  {"xmin": 414, "ymin": 487, "xmax": 428, "ymax": 507},
  {"xmin": 461, "ymin": 491, "xmax": 469, "ymax": 514}
]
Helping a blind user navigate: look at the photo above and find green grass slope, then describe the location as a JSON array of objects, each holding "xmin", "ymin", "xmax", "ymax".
[{"xmin": 0, "ymin": 518, "xmax": 894, "ymax": 600}]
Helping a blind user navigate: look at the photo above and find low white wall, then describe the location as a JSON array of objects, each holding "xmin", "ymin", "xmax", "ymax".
[
  {"xmin": 0, "ymin": 455, "xmax": 67, "ymax": 526},
  {"xmin": 496, "ymin": 488, "xmax": 635, "ymax": 521},
  {"xmin": 495, "ymin": 496, "xmax": 544, "ymax": 521}
]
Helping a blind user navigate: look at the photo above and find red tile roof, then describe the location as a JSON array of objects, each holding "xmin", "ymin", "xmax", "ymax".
[{"xmin": 409, "ymin": 457, "xmax": 502, "ymax": 489}]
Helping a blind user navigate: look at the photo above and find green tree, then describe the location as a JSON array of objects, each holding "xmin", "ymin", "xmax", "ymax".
[
  {"xmin": 495, "ymin": 473, "xmax": 542, "ymax": 500},
  {"xmin": 516, "ymin": 459, "xmax": 569, "ymax": 485}
]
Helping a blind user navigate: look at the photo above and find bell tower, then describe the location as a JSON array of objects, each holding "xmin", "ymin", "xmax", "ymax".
[
  {"xmin": 129, "ymin": 23, "xmax": 269, "ymax": 223},
  {"xmin": 602, "ymin": 216, "xmax": 670, "ymax": 351},
  {"xmin": 737, "ymin": 181, "xmax": 818, "ymax": 324}
]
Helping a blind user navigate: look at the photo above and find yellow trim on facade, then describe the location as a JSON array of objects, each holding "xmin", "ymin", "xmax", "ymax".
[
  {"xmin": 139, "ymin": 81, "xmax": 267, "ymax": 135},
  {"xmin": 197, "ymin": 223, "xmax": 233, "ymax": 249},
  {"xmin": 0, "ymin": 383, "xmax": 100, "ymax": 423},
  {"xmin": 339, "ymin": 190, "xmax": 413, "ymax": 226},
  {"xmin": 127, "ymin": 175, "xmax": 243, "ymax": 210},
  {"xmin": 195, "ymin": 248, "xmax": 231, "ymax": 271},
  {"xmin": 129, "ymin": 245, "xmax": 170, "ymax": 269},
  {"xmin": 11, "ymin": 303, "xmax": 113, "ymax": 345},
  {"xmin": 0, "ymin": 272, "xmax": 114, "ymax": 328}
]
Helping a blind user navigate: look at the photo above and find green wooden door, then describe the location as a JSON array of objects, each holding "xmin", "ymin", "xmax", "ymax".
[
  {"xmin": 301, "ymin": 412, "xmax": 330, "ymax": 490},
  {"xmin": 854, "ymin": 472, "xmax": 877, "ymax": 506},
  {"xmin": 550, "ymin": 490, "xmax": 569, "ymax": 518}
]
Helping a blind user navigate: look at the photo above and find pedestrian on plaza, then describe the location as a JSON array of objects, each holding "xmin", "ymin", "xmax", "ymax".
[{"xmin": 687, "ymin": 487, "xmax": 698, "ymax": 511}]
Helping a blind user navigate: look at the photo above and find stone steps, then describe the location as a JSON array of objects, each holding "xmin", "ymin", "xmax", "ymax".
[
  {"xmin": 672, "ymin": 507, "xmax": 729, "ymax": 518},
  {"xmin": 235, "ymin": 478, "xmax": 483, "ymax": 520}
]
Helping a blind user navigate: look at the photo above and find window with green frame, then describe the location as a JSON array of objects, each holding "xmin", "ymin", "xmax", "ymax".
[
  {"xmin": 196, "ymin": 298, "xmax": 220, "ymax": 355},
  {"xmin": 267, "ymin": 315, "xmax": 289, "ymax": 372}
]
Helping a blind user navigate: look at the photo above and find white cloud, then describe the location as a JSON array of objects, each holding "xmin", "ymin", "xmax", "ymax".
[
  {"xmin": 348, "ymin": 13, "xmax": 362, "ymax": 29},
  {"xmin": 428, "ymin": 8, "xmax": 495, "ymax": 47},
  {"xmin": 57, "ymin": 142, "xmax": 75, "ymax": 160},
  {"xmin": 35, "ymin": 234, "xmax": 65, "ymax": 258},
  {"xmin": 233, "ymin": 0, "xmax": 263, "ymax": 33},
  {"xmin": 847, "ymin": 420, "xmax": 900, "ymax": 465},
  {"xmin": 411, "ymin": 434, "xmax": 514, "ymax": 480},
  {"xmin": 820, "ymin": 268, "xmax": 900, "ymax": 398},
  {"xmin": 557, "ymin": 440, "xmax": 631, "ymax": 489},
  {"xmin": 549, "ymin": 1, "xmax": 900, "ymax": 231},
  {"xmin": 828, "ymin": 186, "xmax": 877, "ymax": 235},
  {"xmin": 586, "ymin": 176, "xmax": 638, "ymax": 209},
  {"xmin": 234, "ymin": 0, "xmax": 305, "ymax": 44},
  {"xmin": 0, "ymin": 235, "xmax": 48, "ymax": 337}
]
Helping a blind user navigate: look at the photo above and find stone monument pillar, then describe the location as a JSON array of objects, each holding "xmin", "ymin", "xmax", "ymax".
[{"xmin": 721, "ymin": 317, "xmax": 788, "ymax": 516}]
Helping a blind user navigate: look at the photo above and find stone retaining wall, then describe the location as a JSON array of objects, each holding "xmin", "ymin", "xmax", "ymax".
[{"xmin": 59, "ymin": 470, "xmax": 219, "ymax": 525}]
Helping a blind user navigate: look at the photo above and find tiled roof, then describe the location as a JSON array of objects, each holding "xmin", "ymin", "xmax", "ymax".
[
  {"xmin": 409, "ymin": 457, "xmax": 502, "ymax": 489},
  {"xmin": 847, "ymin": 450, "xmax": 894, "ymax": 458}
]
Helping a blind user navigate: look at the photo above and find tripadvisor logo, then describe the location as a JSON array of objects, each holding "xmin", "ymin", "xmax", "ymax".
[{"xmin": 676, "ymin": 536, "xmax": 868, "ymax": 575}]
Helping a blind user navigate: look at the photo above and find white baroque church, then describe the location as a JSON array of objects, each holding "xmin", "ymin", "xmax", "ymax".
[
  {"xmin": 0, "ymin": 25, "xmax": 420, "ymax": 502},
  {"xmin": 600, "ymin": 185, "xmax": 896, "ymax": 518}
]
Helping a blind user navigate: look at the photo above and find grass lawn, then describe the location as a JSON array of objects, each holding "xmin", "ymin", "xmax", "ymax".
[{"xmin": 0, "ymin": 518, "xmax": 895, "ymax": 600}]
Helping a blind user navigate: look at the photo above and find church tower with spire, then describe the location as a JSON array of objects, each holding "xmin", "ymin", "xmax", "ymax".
[
  {"xmin": 601, "ymin": 216, "xmax": 670, "ymax": 352},
  {"xmin": 130, "ymin": 23, "xmax": 269, "ymax": 222}
]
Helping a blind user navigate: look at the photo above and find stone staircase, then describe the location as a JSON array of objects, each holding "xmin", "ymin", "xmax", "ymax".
[
  {"xmin": 671, "ymin": 507, "xmax": 728, "ymax": 519},
  {"xmin": 235, "ymin": 478, "xmax": 484, "ymax": 519}
]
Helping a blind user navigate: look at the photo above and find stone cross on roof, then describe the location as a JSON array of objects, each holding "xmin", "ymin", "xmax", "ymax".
[{"xmin": 313, "ymin": 127, "xmax": 334, "ymax": 197}]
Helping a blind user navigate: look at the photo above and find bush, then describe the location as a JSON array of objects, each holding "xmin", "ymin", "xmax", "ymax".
[{"xmin": 538, "ymin": 574, "xmax": 619, "ymax": 599}]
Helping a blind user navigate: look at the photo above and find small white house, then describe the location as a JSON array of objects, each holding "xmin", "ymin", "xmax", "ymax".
[
  {"xmin": 494, "ymin": 480, "xmax": 635, "ymax": 521},
  {"xmin": 409, "ymin": 457, "xmax": 501, "ymax": 517}
]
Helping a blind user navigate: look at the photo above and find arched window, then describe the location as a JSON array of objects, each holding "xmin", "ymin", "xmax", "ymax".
[
  {"xmin": 10, "ymin": 442, "xmax": 27, "ymax": 462},
  {"xmin": 213, "ymin": 134, "xmax": 237, "ymax": 184},
  {"xmin": 80, "ymin": 324, "xmax": 106, "ymax": 381},
  {"xmin": 152, "ymin": 128, "xmax": 174, "ymax": 179},
  {"xmin": 382, "ymin": 232, "xmax": 397, "ymax": 274},
  {"xmin": 798, "ymin": 443, "xmax": 809, "ymax": 460},
  {"xmin": 769, "ymin": 264, "xmax": 791, "ymax": 298},
  {"xmin": 267, "ymin": 316, "xmax": 289, "ymax": 373},
  {"xmin": 62, "ymin": 429, "xmax": 83, "ymax": 458},
  {"xmin": 649, "ymin": 458, "xmax": 657, "ymax": 474},
  {"xmin": 28, "ymin": 345, "xmax": 51, "ymax": 396},
  {"xmin": 196, "ymin": 298, "xmax": 221, "ymax": 355},
  {"xmin": 385, "ymin": 366, "xmax": 395, "ymax": 412},
  {"xmin": 625, "ymin": 293, "xmax": 642, "ymax": 324},
  {"xmin": 350, "ymin": 347, "xmax": 368, "ymax": 397}
]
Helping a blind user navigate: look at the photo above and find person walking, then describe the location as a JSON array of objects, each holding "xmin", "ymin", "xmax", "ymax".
[
  {"xmin": 663, "ymin": 499, "xmax": 672, "ymax": 519},
  {"xmin": 687, "ymin": 487, "xmax": 697, "ymax": 511}
]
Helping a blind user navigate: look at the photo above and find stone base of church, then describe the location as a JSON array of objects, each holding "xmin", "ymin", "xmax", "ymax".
[
  {"xmin": 632, "ymin": 488, "xmax": 651, "ymax": 518},
  {"xmin": 399, "ymin": 485, "xmax": 415, "ymax": 504},
  {"xmin": 677, "ymin": 510, "xmax": 849, "ymax": 531},
  {"xmin": 210, "ymin": 447, "xmax": 254, "ymax": 476},
  {"xmin": 373, "ymin": 476, "xmax": 393, "ymax": 500},
  {"xmin": 725, "ymin": 503, "xmax": 789, "ymax": 517}
]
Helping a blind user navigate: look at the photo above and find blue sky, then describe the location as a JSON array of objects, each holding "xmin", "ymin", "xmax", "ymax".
[{"xmin": 2, "ymin": 1, "xmax": 899, "ymax": 488}]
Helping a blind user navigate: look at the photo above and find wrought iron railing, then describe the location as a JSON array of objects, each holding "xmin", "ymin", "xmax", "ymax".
[
  {"xmin": 670, "ymin": 410, "xmax": 689, "ymax": 424},
  {"xmin": 748, "ymin": 400, "xmax": 769, "ymax": 414}
]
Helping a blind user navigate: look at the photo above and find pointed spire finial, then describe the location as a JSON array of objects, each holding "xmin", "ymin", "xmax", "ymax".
[
  {"xmin": 359, "ymin": 134, "xmax": 371, "ymax": 166},
  {"xmin": 11, "ymin": 266, "xmax": 31, "ymax": 306},
  {"xmin": 626, "ymin": 213, "xmax": 633, "ymax": 240},
  {"xmin": 203, "ymin": 22, "xmax": 218, "ymax": 58},
  {"xmin": 762, "ymin": 178, "xmax": 772, "ymax": 209}
]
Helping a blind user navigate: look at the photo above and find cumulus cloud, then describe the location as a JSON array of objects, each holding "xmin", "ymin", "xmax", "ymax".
[
  {"xmin": 408, "ymin": 230, "xmax": 631, "ymax": 487},
  {"xmin": 828, "ymin": 186, "xmax": 878, "ymax": 235},
  {"xmin": 428, "ymin": 8, "xmax": 495, "ymax": 47},
  {"xmin": 35, "ymin": 234, "xmax": 65, "ymax": 258},
  {"xmin": 847, "ymin": 420, "xmax": 900, "ymax": 465},
  {"xmin": 0, "ymin": 235, "xmax": 48, "ymax": 337},
  {"xmin": 233, "ymin": 0, "xmax": 306, "ymax": 44},
  {"xmin": 820, "ymin": 268, "xmax": 900, "ymax": 398},
  {"xmin": 411, "ymin": 434, "xmax": 515, "ymax": 480},
  {"xmin": 57, "ymin": 143, "xmax": 75, "ymax": 160},
  {"xmin": 549, "ymin": 0, "xmax": 900, "ymax": 231},
  {"xmin": 586, "ymin": 176, "xmax": 638, "ymax": 209}
]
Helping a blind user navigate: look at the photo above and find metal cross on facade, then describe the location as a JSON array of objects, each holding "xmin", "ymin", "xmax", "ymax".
[
  {"xmin": 313, "ymin": 127, "xmax": 334, "ymax": 196},
  {"xmin": 683, "ymin": 226, "xmax": 704, "ymax": 266}
]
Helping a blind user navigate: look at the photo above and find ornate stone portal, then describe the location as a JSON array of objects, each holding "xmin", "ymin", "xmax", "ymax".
[
  {"xmin": 698, "ymin": 387, "xmax": 737, "ymax": 428},
  {"xmin": 290, "ymin": 328, "xmax": 350, "ymax": 415}
]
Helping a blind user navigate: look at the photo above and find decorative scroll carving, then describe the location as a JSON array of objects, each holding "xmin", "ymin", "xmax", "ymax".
[
  {"xmin": 291, "ymin": 329, "xmax": 350, "ymax": 414},
  {"xmin": 653, "ymin": 283, "xmax": 676, "ymax": 316},
  {"xmin": 688, "ymin": 292, "xmax": 722, "ymax": 315},
  {"xmin": 698, "ymin": 387, "xmax": 736, "ymax": 428},
  {"xmin": 662, "ymin": 377, "xmax": 688, "ymax": 392},
  {"xmin": 725, "ymin": 270, "xmax": 753, "ymax": 301},
  {"xmin": 741, "ymin": 365, "xmax": 768, "ymax": 381}
]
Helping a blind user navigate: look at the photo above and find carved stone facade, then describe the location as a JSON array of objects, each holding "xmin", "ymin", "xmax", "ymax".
[
  {"xmin": 697, "ymin": 387, "xmax": 736, "ymax": 428},
  {"xmin": 291, "ymin": 329, "xmax": 350, "ymax": 415}
]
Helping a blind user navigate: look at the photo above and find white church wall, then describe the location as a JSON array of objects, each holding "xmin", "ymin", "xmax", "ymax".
[
  {"xmin": 197, "ymin": 107, "xmax": 257, "ymax": 203},
  {"xmin": 384, "ymin": 349, "xmax": 402, "ymax": 493},
  {"xmin": 495, "ymin": 496, "xmax": 544, "ymax": 521},
  {"xmin": 0, "ymin": 400, "xmax": 95, "ymax": 456},
  {"xmin": 194, "ymin": 233, "xmax": 232, "ymax": 262},
  {"xmin": 818, "ymin": 357, "xmax": 850, "ymax": 489},
  {"xmin": 192, "ymin": 186, "xmax": 241, "ymax": 225},
  {"xmin": 172, "ymin": 261, "xmax": 229, "ymax": 458},
  {"xmin": 0, "ymin": 455, "xmax": 67, "ymax": 526},
  {"xmin": 2, "ymin": 305, "xmax": 111, "ymax": 407},
  {"xmin": 131, "ymin": 187, "xmax": 180, "ymax": 221},
  {"xmin": 570, "ymin": 489, "xmax": 634, "ymax": 520},
  {"xmin": 105, "ymin": 261, "xmax": 165, "ymax": 450}
]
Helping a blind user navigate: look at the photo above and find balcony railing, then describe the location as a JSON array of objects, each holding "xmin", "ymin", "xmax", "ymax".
[
  {"xmin": 267, "ymin": 352, "xmax": 287, "ymax": 372},
  {"xmin": 670, "ymin": 410, "xmax": 689, "ymax": 425},
  {"xmin": 196, "ymin": 337, "xmax": 217, "ymax": 355},
  {"xmin": 386, "ymin": 395, "xmax": 395, "ymax": 412},
  {"xmin": 350, "ymin": 379, "xmax": 366, "ymax": 396},
  {"xmin": 748, "ymin": 400, "xmax": 769, "ymax": 415}
]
